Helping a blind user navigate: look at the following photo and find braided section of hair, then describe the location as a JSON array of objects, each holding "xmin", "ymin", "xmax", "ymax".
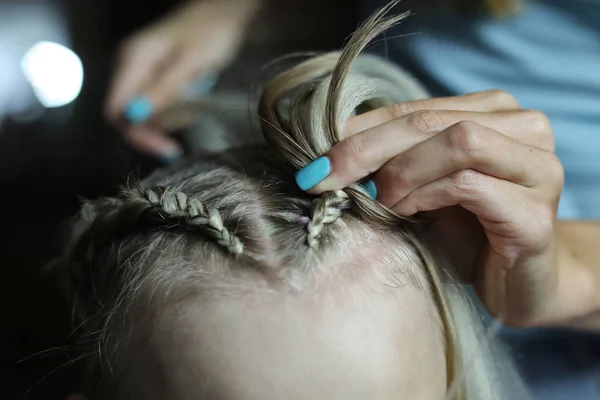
[
  {"xmin": 83, "ymin": 187, "xmax": 244, "ymax": 256},
  {"xmin": 259, "ymin": 1, "xmax": 426, "ymax": 248},
  {"xmin": 142, "ymin": 189, "xmax": 243, "ymax": 255},
  {"xmin": 306, "ymin": 190, "xmax": 352, "ymax": 248}
]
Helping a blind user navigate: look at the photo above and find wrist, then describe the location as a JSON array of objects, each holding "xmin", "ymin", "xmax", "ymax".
[
  {"xmin": 546, "ymin": 244, "xmax": 598, "ymax": 326},
  {"xmin": 536, "ymin": 223, "xmax": 600, "ymax": 328}
]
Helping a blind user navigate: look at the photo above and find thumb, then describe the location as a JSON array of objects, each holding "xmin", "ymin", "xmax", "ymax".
[
  {"xmin": 126, "ymin": 53, "xmax": 212, "ymax": 125},
  {"xmin": 107, "ymin": 35, "xmax": 173, "ymax": 123},
  {"xmin": 126, "ymin": 125, "xmax": 183, "ymax": 161}
]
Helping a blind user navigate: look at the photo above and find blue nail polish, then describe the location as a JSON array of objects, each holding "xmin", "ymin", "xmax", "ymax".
[
  {"xmin": 197, "ymin": 73, "xmax": 218, "ymax": 95},
  {"xmin": 363, "ymin": 180, "xmax": 378, "ymax": 199},
  {"xmin": 295, "ymin": 157, "xmax": 331, "ymax": 191},
  {"xmin": 125, "ymin": 96, "xmax": 154, "ymax": 124}
]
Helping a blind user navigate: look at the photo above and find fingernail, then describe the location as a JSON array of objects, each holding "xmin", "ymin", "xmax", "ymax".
[
  {"xmin": 157, "ymin": 148, "xmax": 184, "ymax": 165},
  {"xmin": 295, "ymin": 157, "xmax": 331, "ymax": 191},
  {"xmin": 125, "ymin": 96, "xmax": 154, "ymax": 124},
  {"xmin": 197, "ymin": 73, "xmax": 218, "ymax": 94},
  {"xmin": 362, "ymin": 180, "xmax": 378, "ymax": 199}
]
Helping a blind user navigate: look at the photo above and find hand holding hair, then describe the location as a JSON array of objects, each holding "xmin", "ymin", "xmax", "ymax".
[
  {"xmin": 104, "ymin": 0, "xmax": 261, "ymax": 159},
  {"xmin": 297, "ymin": 90, "xmax": 573, "ymax": 328}
]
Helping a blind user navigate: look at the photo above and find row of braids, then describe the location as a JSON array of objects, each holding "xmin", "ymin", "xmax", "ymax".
[
  {"xmin": 61, "ymin": 5, "xmax": 430, "ymax": 327},
  {"xmin": 63, "ymin": 185, "xmax": 245, "ymax": 323},
  {"xmin": 76, "ymin": 187, "xmax": 243, "ymax": 257},
  {"xmin": 258, "ymin": 1, "xmax": 429, "ymax": 249}
]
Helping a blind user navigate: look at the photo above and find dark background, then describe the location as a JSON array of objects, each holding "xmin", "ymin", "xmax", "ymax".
[{"xmin": 0, "ymin": 1, "xmax": 356, "ymax": 398}]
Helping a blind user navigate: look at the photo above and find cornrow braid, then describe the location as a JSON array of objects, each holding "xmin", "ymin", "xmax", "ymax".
[
  {"xmin": 259, "ymin": 1, "xmax": 428, "ymax": 249},
  {"xmin": 306, "ymin": 190, "xmax": 352, "ymax": 248},
  {"xmin": 82, "ymin": 187, "xmax": 244, "ymax": 256}
]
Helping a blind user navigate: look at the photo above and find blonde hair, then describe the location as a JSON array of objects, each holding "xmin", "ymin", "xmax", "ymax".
[{"xmin": 58, "ymin": 2, "xmax": 529, "ymax": 399}]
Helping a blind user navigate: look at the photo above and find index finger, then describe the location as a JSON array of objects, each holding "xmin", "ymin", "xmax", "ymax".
[
  {"xmin": 105, "ymin": 41, "xmax": 170, "ymax": 121},
  {"xmin": 344, "ymin": 90, "xmax": 521, "ymax": 138},
  {"xmin": 304, "ymin": 109, "xmax": 545, "ymax": 194}
]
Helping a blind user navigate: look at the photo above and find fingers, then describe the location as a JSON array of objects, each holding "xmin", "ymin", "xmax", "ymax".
[
  {"xmin": 105, "ymin": 40, "xmax": 204, "ymax": 158},
  {"xmin": 121, "ymin": 53, "xmax": 213, "ymax": 157},
  {"xmin": 344, "ymin": 90, "xmax": 521, "ymax": 137},
  {"xmin": 105, "ymin": 34, "xmax": 173, "ymax": 122},
  {"xmin": 392, "ymin": 168, "xmax": 527, "ymax": 218},
  {"xmin": 308, "ymin": 109, "xmax": 553, "ymax": 193},
  {"xmin": 141, "ymin": 52, "xmax": 209, "ymax": 120},
  {"xmin": 374, "ymin": 122, "xmax": 558, "ymax": 207},
  {"xmin": 127, "ymin": 126, "xmax": 183, "ymax": 160},
  {"xmin": 390, "ymin": 170, "xmax": 555, "ymax": 258}
]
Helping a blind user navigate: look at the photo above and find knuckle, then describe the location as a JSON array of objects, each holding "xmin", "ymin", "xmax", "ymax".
[
  {"xmin": 521, "ymin": 109, "xmax": 555, "ymax": 151},
  {"xmin": 528, "ymin": 208, "xmax": 556, "ymax": 250},
  {"xmin": 544, "ymin": 153, "xmax": 565, "ymax": 190},
  {"xmin": 539, "ymin": 206, "xmax": 556, "ymax": 228},
  {"xmin": 342, "ymin": 135, "xmax": 371, "ymax": 170},
  {"xmin": 524, "ymin": 110, "xmax": 552, "ymax": 133},
  {"xmin": 379, "ymin": 163, "xmax": 411, "ymax": 187},
  {"xmin": 448, "ymin": 121, "xmax": 486, "ymax": 157},
  {"xmin": 450, "ymin": 169, "xmax": 481, "ymax": 195},
  {"xmin": 485, "ymin": 89, "xmax": 520, "ymax": 108},
  {"xmin": 387, "ymin": 100, "xmax": 424, "ymax": 118},
  {"xmin": 378, "ymin": 164, "xmax": 412, "ymax": 196},
  {"xmin": 406, "ymin": 110, "xmax": 447, "ymax": 135}
]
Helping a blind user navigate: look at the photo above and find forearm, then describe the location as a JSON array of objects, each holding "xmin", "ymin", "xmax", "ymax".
[{"xmin": 549, "ymin": 221, "xmax": 600, "ymax": 330}]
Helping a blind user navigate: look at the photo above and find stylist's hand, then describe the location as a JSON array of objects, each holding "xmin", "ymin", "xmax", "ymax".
[
  {"xmin": 105, "ymin": 0, "xmax": 260, "ymax": 158},
  {"xmin": 299, "ymin": 90, "xmax": 565, "ymax": 327}
]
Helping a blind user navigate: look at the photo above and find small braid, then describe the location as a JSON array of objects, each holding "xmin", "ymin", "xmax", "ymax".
[
  {"xmin": 87, "ymin": 187, "xmax": 244, "ymax": 255},
  {"xmin": 306, "ymin": 190, "xmax": 352, "ymax": 248},
  {"xmin": 142, "ymin": 189, "xmax": 244, "ymax": 255}
]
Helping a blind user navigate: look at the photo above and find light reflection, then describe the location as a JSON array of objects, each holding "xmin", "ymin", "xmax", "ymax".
[{"xmin": 21, "ymin": 41, "xmax": 84, "ymax": 108}]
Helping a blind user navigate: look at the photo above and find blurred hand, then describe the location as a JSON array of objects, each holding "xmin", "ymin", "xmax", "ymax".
[
  {"xmin": 302, "ymin": 90, "xmax": 565, "ymax": 327},
  {"xmin": 105, "ymin": 0, "xmax": 260, "ymax": 158}
]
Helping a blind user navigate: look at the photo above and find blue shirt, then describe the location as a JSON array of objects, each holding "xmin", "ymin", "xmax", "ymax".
[{"xmin": 363, "ymin": 0, "xmax": 600, "ymax": 219}]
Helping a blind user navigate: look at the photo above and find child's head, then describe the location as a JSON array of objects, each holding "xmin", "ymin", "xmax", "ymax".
[
  {"xmin": 60, "ymin": 3, "xmax": 528, "ymax": 399},
  {"xmin": 67, "ymin": 148, "xmax": 448, "ymax": 399}
]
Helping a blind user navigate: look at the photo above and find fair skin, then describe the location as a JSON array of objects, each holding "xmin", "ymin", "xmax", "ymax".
[
  {"xmin": 68, "ymin": 247, "xmax": 447, "ymax": 400},
  {"xmin": 105, "ymin": 0, "xmax": 261, "ymax": 156},
  {"xmin": 105, "ymin": 0, "xmax": 600, "ymax": 329},
  {"xmin": 320, "ymin": 91, "xmax": 600, "ymax": 330},
  {"xmin": 138, "ymin": 248, "xmax": 447, "ymax": 400},
  {"xmin": 69, "ymin": 247, "xmax": 447, "ymax": 399}
]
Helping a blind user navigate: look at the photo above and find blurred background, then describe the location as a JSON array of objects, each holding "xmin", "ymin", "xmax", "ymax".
[{"xmin": 0, "ymin": 0, "xmax": 356, "ymax": 398}]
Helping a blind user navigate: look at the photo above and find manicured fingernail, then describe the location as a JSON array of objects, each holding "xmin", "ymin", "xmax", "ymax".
[
  {"xmin": 362, "ymin": 180, "xmax": 378, "ymax": 199},
  {"xmin": 295, "ymin": 157, "xmax": 331, "ymax": 191},
  {"xmin": 125, "ymin": 96, "xmax": 154, "ymax": 124},
  {"xmin": 157, "ymin": 148, "xmax": 184, "ymax": 165},
  {"xmin": 197, "ymin": 73, "xmax": 218, "ymax": 94}
]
